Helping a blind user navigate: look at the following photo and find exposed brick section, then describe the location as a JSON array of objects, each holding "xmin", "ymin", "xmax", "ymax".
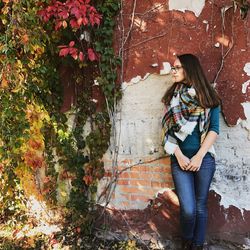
[{"xmin": 102, "ymin": 157, "xmax": 173, "ymax": 209}]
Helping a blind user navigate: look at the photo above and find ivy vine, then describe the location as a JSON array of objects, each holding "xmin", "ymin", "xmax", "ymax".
[{"xmin": 0, "ymin": 0, "xmax": 121, "ymax": 242}]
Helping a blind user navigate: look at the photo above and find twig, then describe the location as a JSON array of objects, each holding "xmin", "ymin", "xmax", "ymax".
[
  {"xmin": 122, "ymin": 0, "xmax": 137, "ymax": 48},
  {"xmin": 130, "ymin": 2, "xmax": 166, "ymax": 17},
  {"xmin": 213, "ymin": 5, "xmax": 235, "ymax": 83},
  {"xmin": 95, "ymin": 207, "xmax": 151, "ymax": 250},
  {"xmin": 115, "ymin": 209, "xmax": 151, "ymax": 250},
  {"xmin": 96, "ymin": 155, "xmax": 168, "ymax": 205},
  {"xmin": 123, "ymin": 31, "xmax": 169, "ymax": 52},
  {"xmin": 97, "ymin": 0, "xmax": 126, "ymax": 221}
]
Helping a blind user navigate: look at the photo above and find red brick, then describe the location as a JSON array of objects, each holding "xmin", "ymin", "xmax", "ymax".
[
  {"xmin": 160, "ymin": 182, "xmax": 172, "ymax": 188},
  {"xmin": 130, "ymin": 165, "xmax": 151, "ymax": 172},
  {"xmin": 120, "ymin": 193, "xmax": 130, "ymax": 200},
  {"xmin": 129, "ymin": 172, "xmax": 141, "ymax": 179},
  {"xmin": 117, "ymin": 179, "xmax": 129, "ymax": 185},
  {"xmin": 120, "ymin": 159, "xmax": 133, "ymax": 164},
  {"xmin": 151, "ymin": 181, "xmax": 162, "ymax": 188},
  {"xmin": 130, "ymin": 195, "xmax": 151, "ymax": 202},
  {"xmin": 120, "ymin": 186, "xmax": 155, "ymax": 195},
  {"xmin": 117, "ymin": 166, "xmax": 129, "ymax": 171},
  {"xmin": 130, "ymin": 179, "xmax": 151, "ymax": 186},
  {"xmin": 120, "ymin": 201, "xmax": 130, "ymax": 207},
  {"xmin": 153, "ymin": 166, "xmax": 172, "ymax": 173},
  {"xmin": 167, "ymin": 180, "xmax": 174, "ymax": 187},
  {"xmin": 129, "ymin": 172, "xmax": 151, "ymax": 179},
  {"xmin": 119, "ymin": 172, "xmax": 130, "ymax": 178},
  {"xmin": 120, "ymin": 186, "xmax": 144, "ymax": 194},
  {"xmin": 151, "ymin": 173, "xmax": 173, "ymax": 181}
]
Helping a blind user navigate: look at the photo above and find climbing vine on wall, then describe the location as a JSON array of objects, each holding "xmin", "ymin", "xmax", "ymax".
[{"xmin": 0, "ymin": 0, "xmax": 120, "ymax": 240}]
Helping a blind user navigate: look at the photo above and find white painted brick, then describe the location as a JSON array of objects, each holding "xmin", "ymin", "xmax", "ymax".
[{"xmin": 212, "ymin": 114, "xmax": 250, "ymax": 210}]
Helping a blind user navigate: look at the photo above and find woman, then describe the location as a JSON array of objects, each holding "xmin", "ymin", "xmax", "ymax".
[{"xmin": 161, "ymin": 54, "xmax": 220, "ymax": 250}]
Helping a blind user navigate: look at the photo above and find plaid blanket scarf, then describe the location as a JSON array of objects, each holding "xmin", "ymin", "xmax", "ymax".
[{"xmin": 162, "ymin": 83, "xmax": 211, "ymax": 155}]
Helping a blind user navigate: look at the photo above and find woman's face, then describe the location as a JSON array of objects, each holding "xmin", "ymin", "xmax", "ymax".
[{"xmin": 171, "ymin": 58, "xmax": 186, "ymax": 83}]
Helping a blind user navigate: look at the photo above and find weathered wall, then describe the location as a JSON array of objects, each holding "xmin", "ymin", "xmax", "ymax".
[
  {"xmin": 98, "ymin": 75, "xmax": 250, "ymax": 246},
  {"xmin": 98, "ymin": 74, "xmax": 173, "ymax": 209},
  {"xmin": 115, "ymin": 0, "xmax": 250, "ymax": 126},
  {"xmin": 96, "ymin": 0, "xmax": 250, "ymax": 247}
]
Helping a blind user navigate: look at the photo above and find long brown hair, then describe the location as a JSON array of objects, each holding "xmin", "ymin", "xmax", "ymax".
[{"xmin": 162, "ymin": 54, "xmax": 221, "ymax": 108}]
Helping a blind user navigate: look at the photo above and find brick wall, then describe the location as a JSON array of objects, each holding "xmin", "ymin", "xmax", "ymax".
[
  {"xmin": 102, "ymin": 157, "xmax": 173, "ymax": 209},
  {"xmin": 97, "ymin": 73, "xmax": 175, "ymax": 209},
  {"xmin": 96, "ymin": 73, "xmax": 250, "ymax": 245},
  {"xmin": 95, "ymin": 0, "xmax": 250, "ymax": 245}
]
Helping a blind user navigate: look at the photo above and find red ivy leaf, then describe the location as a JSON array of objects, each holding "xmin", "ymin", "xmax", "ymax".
[
  {"xmin": 47, "ymin": 5, "xmax": 56, "ymax": 13},
  {"xmin": 69, "ymin": 41, "xmax": 75, "ymax": 47},
  {"xmin": 71, "ymin": 7, "xmax": 81, "ymax": 18},
  {"xmin": 83, "ymin": 175, "xmax": 93, "ymax": 185},
  {"xmin": 77, "ymin": 17, "xmax": 83, "ymax": 26},
  {"xmin": 94, "ymin": 16, "xmax": 101, "ymax": 26},
  {"xmin": 71, "ymin": 52, "xmax": 78, "ymax": 60},
  {"xmin": 79, "ymin": 51, "xmax": 84, "ymax": 61},
  {"xmin": 55, "ymin": 20, "xmax": 63, "ymax": 30},
  {"xmin": 69, "ymin": 47, "xmax": 78, "ymax": 54},
  {"xmin": 58, "ymin": 10, "xmax": 69, "ymax": 19},
  {"xmin": 70, "ymin": 19, "xmax": 79, "ymax": 29},
  {"xmin": 89, "ymin": 6, "xmax": 96, "ymax": 12},
  {"xmin": 80, "ymin": 5, "xmax": 87, "ymax": 15},
  {"xmin": 87, "ymin": 48, "xmax": 97, "ymax": 61},
  {"xmin": 37, "ymin": 9, "xmax": 51, "ymax": 22},
  {"xmin": 82, "ymin": 16, "xmax": 88, "ymax": 25},
  {"xmin": 59, "ymin": 48, "xmax": 69, "ymax": 57}
]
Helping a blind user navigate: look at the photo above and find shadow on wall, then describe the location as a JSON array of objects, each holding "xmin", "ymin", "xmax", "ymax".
[{"xmin": 95, "ymin": 189, "xmax": 250, "ymax": 246}]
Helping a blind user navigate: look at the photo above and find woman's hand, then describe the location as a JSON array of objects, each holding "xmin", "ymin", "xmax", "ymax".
[
  {"xmin": 174, "ymin": 147, "xmax": 190, "ymax": 170},
  {"xmin": 186, "ymin": 131, "xmax": 218, "ymax": 171},
  {"xmin": 186, "ymin": 154, "xmax": 203, "ymax": 171}
]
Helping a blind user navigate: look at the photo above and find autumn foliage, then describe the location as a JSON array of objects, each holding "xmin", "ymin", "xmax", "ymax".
[{"xmin": 38, "ymin": 0, "xmax": 101, "ymax": 61}]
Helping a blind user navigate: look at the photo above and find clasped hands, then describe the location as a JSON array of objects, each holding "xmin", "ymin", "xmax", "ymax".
[{"xmin": 176, "ymin": 153, "xmax": 203, "ymax": 171}]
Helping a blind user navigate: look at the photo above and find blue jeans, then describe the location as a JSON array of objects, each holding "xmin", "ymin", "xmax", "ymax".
[{"xmin": 171, "ymin": 154, "xmax": 216, "ymax": 246}]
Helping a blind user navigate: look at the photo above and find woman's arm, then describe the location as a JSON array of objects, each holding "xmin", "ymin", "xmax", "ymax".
[{"xmin": 186, "ymin": 131, "xmax": 218, "ymax": 171}]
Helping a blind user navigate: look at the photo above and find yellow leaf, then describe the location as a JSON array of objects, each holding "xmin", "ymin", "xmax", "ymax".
[
  {"xmin": 1, "ymin": 76, "xmax": 9, "ymax": 88},
  {"xmin": 60, "ymin": 191, "xmax": 67, "ymax": 197},
  {"xmin": 2, "ymin": 19, "xmax": 7, "ymax": 25},
  {"xmin": 16, "ymin": 60, "xmax": 23, "ymax": 69},
  {"xmin": 2, "ymin": 6, "xmax": 10, "ymax": 15}
]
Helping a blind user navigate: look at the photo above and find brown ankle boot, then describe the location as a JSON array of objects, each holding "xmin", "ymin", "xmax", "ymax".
[{"xmin": 181, "ymin": 239, "xmax": 192, "ymax": 250}]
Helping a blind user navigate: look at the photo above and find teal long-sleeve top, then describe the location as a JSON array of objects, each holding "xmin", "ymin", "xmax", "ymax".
[{"xmin": 171, "ymin": 106, "xmax": 220, "ymax": 161}]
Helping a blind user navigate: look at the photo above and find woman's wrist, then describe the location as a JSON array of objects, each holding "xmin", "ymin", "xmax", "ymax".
[
  {"xmin": 196, "ymin": 149, "xmax": 206, "ymax": 158},
  {"xmin": 174, "ymin": 146, "xmax": 183, "ymax": 158}
]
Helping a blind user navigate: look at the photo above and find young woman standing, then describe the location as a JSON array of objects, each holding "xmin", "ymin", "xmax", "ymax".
[{"xmin": 162, "ymin": 54, "xmax": 221, "ymax": 250}]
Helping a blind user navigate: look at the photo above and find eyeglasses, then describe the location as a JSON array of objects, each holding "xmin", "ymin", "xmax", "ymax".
[{"xmin": 171, "ymin": 66, "xmax": 183, "ymax": 72}]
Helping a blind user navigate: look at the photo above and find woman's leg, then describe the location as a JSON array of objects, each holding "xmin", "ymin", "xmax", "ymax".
[
  {"xmin": 193, "ymin": 155, "xmax": 216, "ymax": 246},
  {"xmin": 171, "ymin": 162, "xmax": 196, "ymax": 241}
]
